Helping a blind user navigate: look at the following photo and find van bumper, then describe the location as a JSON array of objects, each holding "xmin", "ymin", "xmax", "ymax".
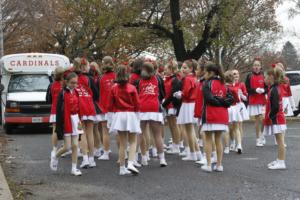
[{"xmin": 5, "ymin": 113, "xmax": 50, "ymax": 124}]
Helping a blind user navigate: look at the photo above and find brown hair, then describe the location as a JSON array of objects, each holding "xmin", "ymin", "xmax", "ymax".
[
  {"xmin": 54, "ymin": 67, "xmax": 64, "ymax": 81},
  {"xmin": 165, "ymin": 59, "xmax": 178, "ymax": 73},
  {"xmin": 130, "ymin": 58, "xmax": 144, "ymax": 74},
  {"xmin": 224, "ymin": 70, "xmax": 234, "ymax": 84},
  {"xmin": 267, "ymin": 66, "xmax": 286, "ymax": 84},
  {"xmin": 204, "ymin": 61, "xmax": 225, "ymax": 83},
  {"xmin": 102, "ymin": 56, "xmax": 115, "ymax": 72},
  {"xmin": 65, "ymin": 72, "xmax": 78, "ymax": 82},
  {"xmin": 115, "ymin": 65, "xmax": 129, "ymax": 85},
  {"xmin": 73, "ymin": 57, "xmax": 89, "ymax": 73},
  {"xmin": 183, "ymin": 59, "xmax": 198, "ymax": 74}
]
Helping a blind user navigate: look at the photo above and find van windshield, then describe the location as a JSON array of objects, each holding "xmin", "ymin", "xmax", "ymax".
[
  {"xmin": 286, "ymin": 73, "xmax": 300, "ymax": 86},
  {"xmin": 8, "ymin": 74, "xmax": 50, "ymax": 93}
]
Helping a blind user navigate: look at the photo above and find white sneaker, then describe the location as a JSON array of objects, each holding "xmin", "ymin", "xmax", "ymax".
[
  {"xmin": 80, "ymin": 159, "xmax": 90, "ymax": 169},
  {"xmin": 133, "ymin": 160, "xmax": 142, "ymax": 168},
  {"xmin": 260, "ymin": 136, "xmax": 266, "ymax": 145},
  {"xmin": 268, "ymin": 160, "xmax": 286, "ymax": 170},
  {"xmin": 179, "ymin": 150, "xmax": 187, "ymax": 157},
  {"xmin": 256, "ymin": 139, "xmax": 264, "ymax": 147},
  {"xmin": 236, "ymin": 144, "xmax": 243, "ymax": 154},
  {"xmin": 61, "ymin": 150, "xmax": 72, "ymax": 158},
  {"xmin": 195, "ymin": 157, "xmax": 207, "ymax": 165},
  {"xmin": 166, "ymin": 147, "xmax": 180, "ymax": 154},
  {"xmin": 127, "ymin": 162, "xmax": 139, "ymax": 174},
  {"xmin": 201, "ymin": 164, "xmax": 212, "ymax": 172},
  {"xmin": 71, "ymin": 168, "xmax": 82, "ymax": 176},
  {"xmin": 94, "ymin": 149, "xmax": 102, "ymax": 157},
  {"xmin": 119, "ymin": 167, "xmax": 132, "ymax": 176},
  {"xmin": 224, "ymin": 147, "xmax": 230, "ymax": 154},
  {"xmin": 267, "ymin": 159, "xmax": 278, "ymax": 168},
  {"xmin": 160, "ymin": 159, "xmax": 168, "ymax": 167},
  {"xmin": 213, "ymin": 165, "xmax": 224, "ymax": 172},
  {"xmin": 50, "ymin": 156, "xmax": 58, "ymax": 171},
  {"xmin": 182, "ymin": 154, "xmax": 197, "ymax": 161},
  {"xmin": 89, "ymin": 158, "xmax": 96, "ymax": 168},
  {"xmin": 141, "ymin": 156, "xmax": 148, "ymax": 166},
  {"xmin": 98, "ymin": 154, "xmax": 109, "ymax": 161},
  {"xmin": 198, "ymin": 139, "xmax": 203, "ymax": 148},
  {"xmin": 77, "ymin": 149, "xmax": 83, "ymax": 158},
  {"xmin": 211, "ymin": 156, "xmax": 217, "ymax": 164},
  {"xmin": 229, "ymin": 141, "xmax": 236, "ymax": 151},
  {"xmin": 50, "ymin": 150, "xmax": 56, "ymax": 159}
]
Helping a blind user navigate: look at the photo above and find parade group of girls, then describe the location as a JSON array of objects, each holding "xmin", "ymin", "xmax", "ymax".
[{"xmin": 48, "ymin": 56, "xmax": 293, "ymax": 176}]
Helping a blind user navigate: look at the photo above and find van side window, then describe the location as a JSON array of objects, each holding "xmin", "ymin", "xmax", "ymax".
[{"xmin": 286, "ymin": 73, "xmax": 300, "ymax": 86}]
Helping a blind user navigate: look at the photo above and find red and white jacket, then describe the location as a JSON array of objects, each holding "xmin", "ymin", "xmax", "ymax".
[
  {"xmin": 245, "ymin": 72, "xmax": 266, "ymax": 105},
  {"xmin": 181, "ymin": 73, "xmax": 197, "ymax": 103},
  {"xmin": 235, "ymin": 81, "xmax": 248, "ymax": 101},
  {"xmin": 194, "ymin": 78, "xmax": 205, "ymax": 118},
  {"xmin": 108, "ymin": 83, "xmax": 140, "ymax": 112},
  {"xmin": 202, "ymin": 77, "xmax": 233, "ymax": 125},
  {"xmin": 98, "ymin": 72, "xmax": 116, "ymax": 114},
  {"xmin": 46, "ymin": 81, "xmax": 63, "ymax": 115},
  {"xmin": 279, "ymin": 76, "xmax": 292, "ymax": 98},
  {"xmin": 227, "ymin": 83, "xmax": 240, "ymax": 106},
  {"xmin": 264, "ymin": 84, "xmax": 286, "ymax": 125}
]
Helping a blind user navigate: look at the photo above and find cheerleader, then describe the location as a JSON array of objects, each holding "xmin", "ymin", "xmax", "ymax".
[
  {"xmin": 201, "ymin": 62, "xmax": 233, "ymax": 172},
  {"xmin": 175, "ymin": 59, "xmax": 202, "ymax": 162},
  {"xmin": 224, "ymin": 71, "xmax": 243, "ymax": 154},
  {"xmin": 46, "ymin": 67, "xmax": 64, "ymax": 160},
  {"xmin": 162, "ymin": 60, "xmax": 182, "ymax": 154},
  {"xmin": 97, "ymin": 56, "xmax": 116, "ymax": 160},
  {"xmin": 275, "ymin": 62, "xmax": 296, "ymax": 116},
  {"xmin": 130, "ymin": 58, "xmax": 143, "ymax": 86},
  {"xmin": 264, "ymin": 66, "xmax": 287, "ymax": 170},
  {"xmin": 73, "ymin": 58, "xmax": 99, "ymax": 168},
  {"xmin": 108, "ymin": 65, "xmax": 141, "ymax": 175},
  {"xmin": 50, "ymin": 72, "xmax": 83, "ymax": 176},
  {"xmin": 232, "ymin": 69, "xmax": 249, "ymax": 151},
  {"xmin": 89, "ymin": 62, "xmax": 103, "ymax": 157},
  {"xmin": 245, "ymin": 58, "xmax": 267, "ymax": 147},
  {"xmin": 138, "ymin": 62, "xmax": 167, "ymax": 167}
]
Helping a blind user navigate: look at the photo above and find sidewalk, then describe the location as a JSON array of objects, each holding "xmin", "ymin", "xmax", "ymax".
[{"xmin": 0, "ymin": 164, "xmax": 13, "ymax": 200}]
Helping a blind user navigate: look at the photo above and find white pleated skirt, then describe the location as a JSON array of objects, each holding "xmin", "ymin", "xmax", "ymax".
[
  {"xmin": 248, "ymin": 104, "xmax": 264, "ymax": 116},
  {"xmin": 109, "ymin": 112, "xmax": 141, "ymax": 134},
  {"xmin": 177, "ymin": 103, "xmax": 197, "ymax": 124},
  {"xmin": 65, "ymin": 114, "xmax": 84, "ymax": 136},
  {"xmin": 282, "ymin": 97, "xmax": 294, "ymax": 117},
  {"xmin": 49, "ymin": 114, "xmax": 56, "ymax": 123},
  {"xmin": 264, "ymin": 124, "xmax": 287, "ymax": 136},
  {"xmin": 228, "ymin": 105, "xmax": 243, "ymax": 123},
  {"xmin": 81, "ymin": 115, "xmax": 96, "ymax": 122},
  {"xmin": 140, "ymin": 112, "xmax": 164, "ymax": 124},
  {"xmin": 166, "ymin": 108, "xmax": 177, "ymax": 116},
  {"xmin": 237, "ymin": 102, "xmax": 249, "ymax": 121},
  {"xmin": 202, "ymin": 123, "xmax": 229, "ymax": 132}
]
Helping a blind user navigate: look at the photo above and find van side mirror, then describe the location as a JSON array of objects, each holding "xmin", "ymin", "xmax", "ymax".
[{"xmin": 0, "ymin": 84, "xmax": 4, "ymax": 93}]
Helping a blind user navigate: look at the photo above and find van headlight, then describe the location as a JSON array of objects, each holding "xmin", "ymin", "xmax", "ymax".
[{"xmin": 9, "ymin": 101, "xmax": 19, "ymax": 108}]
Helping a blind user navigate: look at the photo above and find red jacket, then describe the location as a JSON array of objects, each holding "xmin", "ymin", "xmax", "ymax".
[
  {"xmin": 76, "ymin": 74, "xmax": 97, "ymax": 117},
  {"xmin": 202, "ymin": 77, "xmax": 233, "ymax": 125},
  {"xmin": 98, "ymin": 72, "xmax": 116, "ymax": 113},
  {"xmin": 235, "ymin": 81, "xmax": 248, "ymax": 98},
  {"xmin": 227, "ymin": 83, "xmax": 240, "ymax": 105},
  {"xmin": 245, "ymin": 72, "xmax": 266, "ymax": 105},
  {"xmin": 108, "ymin": 83, "xmax": 139, "ymax": 112},
  {"xmin": 164, "ymin": 75, "xmax": 175, "ymax": 109},
  {"xmin": 279, "ymin": 76, "xmax": 292, "ymax": 98},
  {"xmin": 49, "ymin": 81, "xmax": 63, "ymax": 115},
  {"xmin": 56, "ymin": 88, "xmax": 79, "ymax": 137},
  {"xmin": 181, "ymin": 74, "xmax": 197, "ymax": 103},
  {"xmin": 194, "ymin": 78, "xmax": 205, "ymax": 118},
  {"xmin": 138, "ymin": 76, "xmax": 161, "ymax": 112},
  {"xmin": 130, "ymin": 73, "xmax": 140, "ymax": 85},
  {"xmin": 264, "ymin": 84, "xmax": 286, "ymax": 125}
]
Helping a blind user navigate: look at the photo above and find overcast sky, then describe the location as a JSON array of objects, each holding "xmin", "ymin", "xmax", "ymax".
[{"xmin": 276, "ymin": 0, "xmax": 300, "ymax": 51}]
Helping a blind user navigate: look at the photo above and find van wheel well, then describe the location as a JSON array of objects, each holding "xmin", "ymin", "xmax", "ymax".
[{"xmin": 4, "ymin": 124, "xmax": 14, "ymax": 134}]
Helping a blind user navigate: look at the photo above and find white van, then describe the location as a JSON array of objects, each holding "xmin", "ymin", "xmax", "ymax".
[
  {"xmin": 286, "ymin": 71, "xmax": 300, "ymax": 116},
  {"xmin": 0, "ymin": 53, "xmax": 70, "ymax": 133}
]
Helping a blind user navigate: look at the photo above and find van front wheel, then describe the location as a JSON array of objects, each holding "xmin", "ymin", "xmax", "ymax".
[{"xmin": 4, "ymin": 125, "xmax": 14, "ymax": 134}]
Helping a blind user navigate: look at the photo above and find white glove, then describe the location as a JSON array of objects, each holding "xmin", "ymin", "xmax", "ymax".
[
  {"xmin": 256, "ymin": 88, "xmax": 264, "ymax": 94},
  {"xmin": 173, "ymin": 91, "xmax": 182, "ymax": 99},
  {"xmin": 289, "ymin": 96, "xmax": 296, "ymax": 110}
]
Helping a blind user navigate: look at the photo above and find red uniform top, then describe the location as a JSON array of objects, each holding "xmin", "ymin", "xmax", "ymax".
[
  {"xmin": 76, "ymin": 74, "xmax": 96, "ymax": 117},
  {"xmin": 98, "ymin": 72, "xmax": 116, "ymax": 113},
  {"xmin": 245, "ymin": 72, "xmax": 266, "ymax": 105},
  {"xmin": 235, "ymin": 81, "xmax": 248, "ymax": 97},
  {"xmin": 108, "ymin": 83, "xmax": 140, "ymax": 112},
  {"xmin": 138, "ymin": 76, "xmax": 161, "ymax": 112},
  {"xmin": 227, "ymin": 83, "xmax": 240, "ymax": 105},
  {"xmin": 202, "ymin": 77, "xmax": 232, "ymax": 124},
  {"xmin": 50, "ymin": 81, "xmax": 63, "ymax": 115},
  {"xmin": 129, "ymin": 73, "xmax": 140, "ymax": 85},
  {"xmin": 164, "ymin": 75, "xmax": 175, "ymax": 109},
  {"xmin": 279, "ymin": 76, "xmax": 292, "ymax": 98},
  {"xmin": 264, "ymin": 84, "xmax": 286, "ymax": 125},
  {"xmin": 181, "ymin": 74, "xmax": 197, "ymax": 103},
  {"xmin": 194, "ymin": 78, "xmax": 205, "ymax": 118}
]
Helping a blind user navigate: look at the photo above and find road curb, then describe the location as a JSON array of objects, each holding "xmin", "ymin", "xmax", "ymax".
[{"xmin": 0, "ymin": 164, "xmax": 13, "ymax": 200}]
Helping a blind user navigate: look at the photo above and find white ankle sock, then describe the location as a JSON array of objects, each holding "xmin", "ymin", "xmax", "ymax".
[
  {"xmin": 158, "ymin": 153, "xmax": 165, "ymax": 160},
  {"xmin": 72, "ymin": 163, "xmax": 77, "ymax": 171},
  {"xmin": 83, "ymin": 155, "xmax": 88, "ymax": 161},
  {"xmin": 103, "ymin": 151, "xmax": 109, "ymax": 155},
  {"xmin": 52, "ymin": 147, "xmax": 57, "ymax": 152}
]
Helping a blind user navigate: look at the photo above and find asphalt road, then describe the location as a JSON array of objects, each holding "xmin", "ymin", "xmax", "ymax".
[{"xmin": 2, "ymin": 122, "xmax": 300, "ymax": 200}]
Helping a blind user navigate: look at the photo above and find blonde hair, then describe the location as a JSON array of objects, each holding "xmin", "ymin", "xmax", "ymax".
[
  {"xmin": 90, "ymin": 61, "xmax": 101, "ymax": 75},
  {"xmin": 183, "ymin": 59, "xmax": 198, "ymax": 74},
  {"xmin": 224, "ymin": 70, "xmax": 234, "ymax": 84},
  {"xmin": 267, "ymin": 66, "xmax": 286, "ymax": 84},
  {"xmin": 73, "ymin": 57, "xmax": 89, "ymax": 73},
  {"xmin": 165, "ymin": 59, "xmax": 178, "ymax": 73},
  {"xmin": 102, "ymin": 56, "xmax": 115, "ymax": 72},
  {"xmin": 54, "ymin": 66, "xmax": 65, "ymax": 81}
]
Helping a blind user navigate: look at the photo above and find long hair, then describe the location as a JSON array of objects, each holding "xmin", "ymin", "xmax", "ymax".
[
  {"xmin": 267, "ymin": 66, "xmax": 286, "ymax": 84},
  {"xmin": 115, "ymin": 65, "xmax": 129, "ymax": 85},
  {"xmin": 183, "ymin": 59, "xmax": 198, "ymax": 74},
  {"xmin": 165, "ymin": 59, "xmax": 178, "ymax": 74},
  {"xmin": 102, "ymin": 56, "xmax": 115, "ymax": 72},
  {"xmin": 205, "ymin": 62, "xmax": 225, "ymax": 83},
  {"xmin": 131, "ymin": 58, "xmax": 144, "ymax": 74},
  {"xmin": 224, "ymin": 70, "xmax": 234, "ymax": 84}
]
